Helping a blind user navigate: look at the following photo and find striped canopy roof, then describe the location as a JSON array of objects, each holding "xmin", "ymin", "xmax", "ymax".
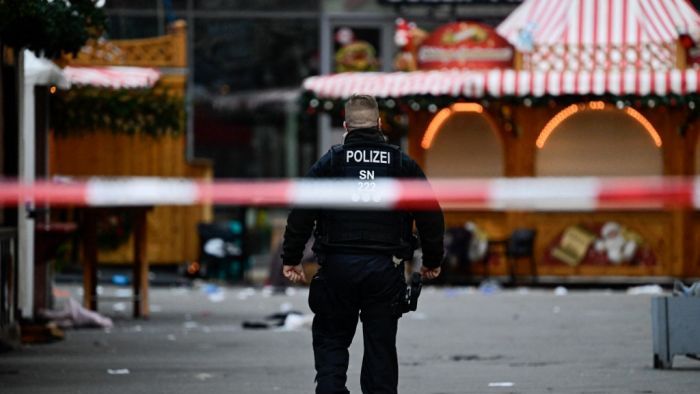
[
  {"xmin": 497, "ymin": 0, "xmax": 700, "ymax": 46},
  {"xmin": 303, "ymin": 69, "xmax": 700, "ymax": 99},
  {"xmin": 302, "ymin": 0, "xmax": 700, "ymax": 99},
  {"xmin": 63, "ymin": 66, "xmax": 161, "ymax": 89}
]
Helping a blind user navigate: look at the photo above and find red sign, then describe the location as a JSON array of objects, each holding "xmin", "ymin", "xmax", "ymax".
[{"xmin": 417, "ymin": 22, "xmax": 514, "ymax": 70}]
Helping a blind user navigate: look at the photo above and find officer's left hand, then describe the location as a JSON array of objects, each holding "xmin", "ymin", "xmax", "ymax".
[
  {"xmin": 283, "ymin": 264, "xmax": 307, "ymax": 284},
  {"xmin": 420, "ymin": 265, "xmax": 442, "ymax": 280}
]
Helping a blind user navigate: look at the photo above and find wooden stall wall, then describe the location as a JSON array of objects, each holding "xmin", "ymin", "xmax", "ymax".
[
  {"xmin": 408, "ymin": 101, "xmax": 700, "ymax": 280},
  {"xmin": 49, "ymin": 132, "xmax": 211, "ymax": 264},
  {"xmin": 51, "ymin": 21, "xmax": 212, "ymax": 265}
]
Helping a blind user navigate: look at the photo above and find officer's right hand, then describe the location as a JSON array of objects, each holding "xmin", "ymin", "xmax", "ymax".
[
  {"xmin": 283, "ymin": 264, "xmax": 307, "ymax": 284},
  {"xmin": 420, "ymin": 265, "xmax": 441, "ymax": 280}
]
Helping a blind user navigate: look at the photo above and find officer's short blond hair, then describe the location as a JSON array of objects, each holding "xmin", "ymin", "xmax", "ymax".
[{"xmin": 345, "ymin": 94, "xmax": 379, "ymax": 129}]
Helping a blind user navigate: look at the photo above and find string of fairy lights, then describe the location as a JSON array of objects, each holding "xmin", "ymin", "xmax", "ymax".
[{"xmin": 301, "ymin": 91, "xmax": 699, "ymax": 140}]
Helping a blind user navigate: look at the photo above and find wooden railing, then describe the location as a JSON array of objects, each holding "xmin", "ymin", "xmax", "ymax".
[
  {"xmin": 60, "ymin": 20, "xmax": 187, "ymax": 68},
  {"xmin": 518, "ymin": 42, "xmax": 678, "ymax": 71}
]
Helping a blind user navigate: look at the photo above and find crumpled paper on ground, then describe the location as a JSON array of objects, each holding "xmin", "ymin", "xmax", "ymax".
[{"xmin": 40, "ymin": 298, "xmax": 113, "ymax": 329}]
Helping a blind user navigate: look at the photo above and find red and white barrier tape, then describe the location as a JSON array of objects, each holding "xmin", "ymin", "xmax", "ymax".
[{"xmin": 0, "ymin": 177, "xmax": 698, "ymax": 210}]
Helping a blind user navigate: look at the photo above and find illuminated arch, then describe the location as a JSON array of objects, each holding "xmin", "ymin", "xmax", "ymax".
[
  {"xmin": 536, "ymin": 101, "xmax": 662, "ymax": 149},
  {"xmin": 421, "ymin": 103, "xmax": 487, "ymax": 149}
]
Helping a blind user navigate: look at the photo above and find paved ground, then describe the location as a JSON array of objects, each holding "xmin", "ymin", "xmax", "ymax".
[{"xmin": 1, "ymin": 284, "xmax": 698, "ymax": 394}]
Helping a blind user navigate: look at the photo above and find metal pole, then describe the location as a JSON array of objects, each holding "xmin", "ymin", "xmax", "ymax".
[
  {"xmin": 317, "ymin": 9, "xmax": 333, "ymax": 156},
  {"xmin": 17, "ymin": 50, "xmax": 35, "ymax": 319},
  {"xmin": 185, "ymin": 0, "xmax": 195, "ymax": 161},
  {"xmin": 156, "ymin": 0, "xmax": 166, "ymax": 36},
  {"xmin": 285, "ymin": 98, "xmax": 299, "ymax": 178}
]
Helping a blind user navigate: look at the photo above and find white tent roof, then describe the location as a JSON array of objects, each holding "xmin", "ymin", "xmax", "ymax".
[
  {"xmin": 497, "ymin": 0, "xmax": 700, "ymax": 46},
  {"xmin": 24, "ymin": 49, "xmax": 69, "ymax": 88}
]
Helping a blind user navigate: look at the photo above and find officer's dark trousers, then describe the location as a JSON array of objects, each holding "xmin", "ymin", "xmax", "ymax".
[{"xmin": 308, "ymin": 254, "xmax": 405, "ymax": 394}]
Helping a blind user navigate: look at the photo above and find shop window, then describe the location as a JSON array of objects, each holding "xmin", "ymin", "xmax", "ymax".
[
  {"xmin": 194, "ymin": 18, "xmax": 318, "ymax": 92},
  {"xmin": 106, "ymin": 16, "xmax": 160, "ymax": 39},
  {"xmin": 536, "ymin": 108, "xmax": 662, "ymax": 176},
  {"xmin": 424, "ymin": 112, "xmax": 503, "ymax": 178}
]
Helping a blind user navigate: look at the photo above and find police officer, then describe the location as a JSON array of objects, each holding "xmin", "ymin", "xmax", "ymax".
[{"xmin": 282, "ymin": 94, "xmax": 444, "ymax": 394}]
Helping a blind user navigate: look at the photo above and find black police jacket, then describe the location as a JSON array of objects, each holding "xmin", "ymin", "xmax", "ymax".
[{"xmin": 282, "ymin": 128, "xmax": 445, "ymax": 269}]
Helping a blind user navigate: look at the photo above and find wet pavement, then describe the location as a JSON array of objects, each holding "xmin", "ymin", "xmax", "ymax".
[{"xmin": 1, "ymin": 284, "xmax": 698, "ymax": 394}]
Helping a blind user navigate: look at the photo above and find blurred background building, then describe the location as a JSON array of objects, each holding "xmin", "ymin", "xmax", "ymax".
[
  {"xmin": 100, "ymin": 0, "xmax": 524, "ymax": 180},
  {"xmin": 91, "ymin": 0, "xmax": 529, "ymax": 281},
  {"xmin": 96, "ymin": 0, "xmax": 700, "ymax": 282}
]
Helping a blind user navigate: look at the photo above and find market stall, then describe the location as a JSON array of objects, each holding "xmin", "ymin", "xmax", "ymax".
[
  {"xmin": 301, "ymin": 0, "xmax": 700, "ymax": 282},
  {"xmin": 50, "ymin": 21, "xmax": 212, "ymax": 267}
]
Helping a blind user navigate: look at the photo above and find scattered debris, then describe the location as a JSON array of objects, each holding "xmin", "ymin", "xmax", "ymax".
[
  {"xmin": 238, "ymin": 288, "xmax": 256, "ymax": 300},
  {"xmin": 261, "ymin": 286, "xmax": 274, "ymax": 297},
  {"xmin": 112, "ymin": 275, "xmax": 129, "ymax": 286},
  {"xmin": 107, "ymin": 369, "xmax": 130, "ymax": 375},
  {"xmin": 183, "ymin": 321, "xmax": 199, "ymax": 330},
  {"xmin": 488, "ymin": 382, "xmax": 514, "ymax": 387},
  {"xmin": 167, "ymin": 334, "xmax": 176, "ymax": 341},
  {"xmin": 443, "ymin": 288, "xmax": 461, "ymax": 298},
  {"xmin": 170, "ymin": 287, "xmax": 189, "ymax": 296},
  {"xmin": 242, "ymin": 321, "xmax": 269, "ymax": 329},
  {"xmin": 20, "ymin": 322, "xmax": 65, "ymax": 344},
  {"xmin": 673, "ymin": 280, "xmax": 700, "ymax": 297},
  {"xmin": 112, "ymin": 302, "xmax": 127, "ymax": 312},
  {"xmin": 202, "ymin": 284, "xmax": 226, "ymax": 302},
  {"xmin": 627, "ymin": 284, "xmax": 664, "ymax": 295},
  {"xmin": 52, "ymin": 287, "xmax": 72, "ymax": 298},
  {"xmin": 450, "ymin": 354, "xmax": 504, "ymax": 362},
  {"xmin": 195, "ymin": 372, "xmax": 213, "ymax": 381},
  {"xmin": 554, "ymin": 286, "xmax": 568, "ymax": 296},
  {"xmin": 282, "ymin": 313, "xmax": 313, "ymax": 330},
  {"xmin": 509, "ymin": 361, "xmax": 558, "ymax": 367},
  {"xmin": 114, "ymin": 288, "xmax": 132, "ymax": 297},
  {"xmin": 478, "ymin": 280, "xmax": 502, "ymax": 295},
  {"xmin": 208, "ymin": 291, "xmax": 225, "ymax": 303},
  {"xmin": 242, "ymin": 311, "xmax": 311, "ymax": 330},
  {"xmin": 515, "ymin": 287, "xmax": 530, "ymax": 295},
  {"xmin": 39, "ymin": 298, "xmax": 113, "ymax": 329},
  {"xmin": 552, "ymin": 306, "xmax": 561, "ymax": 314}
]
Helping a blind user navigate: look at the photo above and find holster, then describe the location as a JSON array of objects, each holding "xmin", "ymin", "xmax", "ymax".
[{"xmin": 392, "ymin": 272, "xmax": 422, "ymax": 315}]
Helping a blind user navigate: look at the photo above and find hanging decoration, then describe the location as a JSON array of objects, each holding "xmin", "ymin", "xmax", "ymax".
[
  {"xmin": 393, "ymin": 18, "xmax": 428, "ymax": 72},
  {"xmin": 334, "ymin": 27, "xmax": 379, "ymax": 73}
]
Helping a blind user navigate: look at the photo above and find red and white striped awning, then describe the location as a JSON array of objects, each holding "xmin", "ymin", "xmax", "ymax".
[
  {"xmin": 63, "ymin": 66, "xmax": 161, "ymax": 89},
  {"xmin": 303, "ymin": 69, "xmax": 700, "ymax": 99},
  {"xmin": 497, "ymin": 0, "xmax": 700, "ymax": 47},
  {"xmin": 497, "ymin": 0, "xmax": 700, "ymax": 71}
]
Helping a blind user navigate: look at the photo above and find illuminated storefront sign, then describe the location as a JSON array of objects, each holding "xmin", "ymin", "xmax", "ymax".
[{"xmin": 417, "ymin": 21, "xmax": 513, "ymax": 70}]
